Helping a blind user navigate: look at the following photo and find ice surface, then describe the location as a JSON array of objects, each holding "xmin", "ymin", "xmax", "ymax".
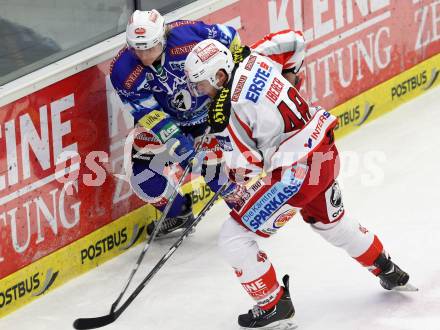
[{"xmin": 3, "ymin": 86, "xmax": 440, "ymax": 330}]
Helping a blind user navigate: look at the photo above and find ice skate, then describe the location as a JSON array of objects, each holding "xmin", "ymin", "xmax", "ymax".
[
  {"xmin": 374, "ymin": 253, "xmax": 418, "ymax": 292},
  {"xmin": 238, "ymin": 275, "xmax": 297, "ymax": 330},
  {"xmin": 147, "ymin": 195, "xmax": 196, "ymax": 238}
]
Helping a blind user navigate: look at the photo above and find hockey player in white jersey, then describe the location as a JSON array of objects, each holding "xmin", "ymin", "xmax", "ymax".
[{"xmin": 184, "ymin": 38, "xmax": 414, "ymax": 329}]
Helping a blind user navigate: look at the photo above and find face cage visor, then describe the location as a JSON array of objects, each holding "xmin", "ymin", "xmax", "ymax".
[{"xmin": 186, "ymin": 75, "xmax": 221, "ymax": 97}]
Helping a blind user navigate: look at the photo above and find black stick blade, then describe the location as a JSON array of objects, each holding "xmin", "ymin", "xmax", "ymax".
[{"xmin": 73, "ymin": 313, "xmax": 117, "ymax": 329}]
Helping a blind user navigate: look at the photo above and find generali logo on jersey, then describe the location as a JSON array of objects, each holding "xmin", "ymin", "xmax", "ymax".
[
  {"xmin": 232, "ymin": 75, "xmax": 247, "ymax": 102},
  {"xmin": 170, "ymin": 42, "xmax": 198, "ymax": 56}
]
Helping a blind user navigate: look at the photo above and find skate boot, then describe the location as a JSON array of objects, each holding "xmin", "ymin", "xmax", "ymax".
[
  {"xmin": 374, "ymin": 253, "xmax": 413, "ymax": 291},
  {"xmin": 238, "ymin": 275, "xmax": 297, "ymax": 330},
  {"xmin": 147, "ymin": 195, "xmax": 195, "ymax": 237}
]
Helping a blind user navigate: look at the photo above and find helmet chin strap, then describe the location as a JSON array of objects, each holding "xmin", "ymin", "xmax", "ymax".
[
  {"xmin": 213, "ymin": 81, "xmax": 222, "ymax": 90},
  {"xmin": 213, "ymin": 76, "xmax": 231, "ymax": 90},
  {"xmin": 209, "ymin": 75, "xmax": 225, "ymax": 90},
  {"xmin": 159, "ymin": 51, "xmax": 165, "ymax": 66},
  {"xmin": 161, "ymin": 39, "xmax": 167, "ymax": 53},
  {"xmin": 152, "ymin": 42, "xmax": 166, "ymax": 68},
  {"xmin": 158, "ymin": 40, "xmax": 166, "ymax": 64}
]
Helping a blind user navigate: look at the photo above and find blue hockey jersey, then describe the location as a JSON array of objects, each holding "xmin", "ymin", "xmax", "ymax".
[{"xmin": 110, "ymin": 20, "xmax": 240, "ymax": 129}]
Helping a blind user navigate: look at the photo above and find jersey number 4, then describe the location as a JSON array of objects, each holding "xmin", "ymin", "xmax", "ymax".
[{"xmin": 277, "ymin": 87, "xmax": 310, "ymax": 132}]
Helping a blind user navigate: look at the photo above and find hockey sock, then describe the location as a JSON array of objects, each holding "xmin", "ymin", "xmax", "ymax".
[
  {"xmin": 354, "ymin": 235, "xmax": 384, "ymax": 275},
  {"xmin": 240, "ymin": 263, "xmax": 284, "ymax": 310}
]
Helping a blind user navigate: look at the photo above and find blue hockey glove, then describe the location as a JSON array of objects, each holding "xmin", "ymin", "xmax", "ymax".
[{"xmin": 138, "ymin": 110, "xmax": 195, "ymax": 168}]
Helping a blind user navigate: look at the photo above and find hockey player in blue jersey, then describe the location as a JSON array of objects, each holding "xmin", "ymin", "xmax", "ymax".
[{"xmin": 110, "ymin": 9, "xmax": 242, "ymax": 236}]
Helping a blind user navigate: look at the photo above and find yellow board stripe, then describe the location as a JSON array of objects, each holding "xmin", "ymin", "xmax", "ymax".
[
  {"xmin": 332, "ymin": 53, "xmax": 439, "ymax": 139},
  {"xmin": 0, "ymin": 178, "xmax": 210, "ymax": 318},
  {"xmin": 0, "ymin": 203, "xmax": 155, "ymax": 317}
]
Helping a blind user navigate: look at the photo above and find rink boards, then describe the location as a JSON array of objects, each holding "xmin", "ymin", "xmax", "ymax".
[
  {"xmin": 1, "ymin": 51, "xmax": 438, "ymax": 318},
  {"xmin": 1, "ymin": 0, "xmax": 439, "ymax": 319},
  {"xmin": 332, "ymin": 52, "xmax": 440, "ymax": 139},
  {"xmin": 0, "ymin": 177, "xmax": 211, "ymax": 317}
]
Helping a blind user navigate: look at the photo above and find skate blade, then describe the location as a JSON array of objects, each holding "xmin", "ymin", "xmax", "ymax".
[
  {"xmin": 154, "ymin": 227, "xmax": 196, "ymax": 240},
  {"xmin": 392, "ymin": 283, "xmax": 419, "ymax": 292},
  {"xmin": 241, "ymin": 319, "xmax": 298, "ymax": 330}
]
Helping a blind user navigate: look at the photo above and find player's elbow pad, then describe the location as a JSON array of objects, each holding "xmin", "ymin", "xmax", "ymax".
[{"xmin": 282, "ymin": 60, "xmax": 304, "ymax": 75}]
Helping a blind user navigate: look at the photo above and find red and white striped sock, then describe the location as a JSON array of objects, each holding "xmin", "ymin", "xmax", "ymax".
[
  {"xmin": 354, "ymin": 235, "xmax": 384, "ymax": 275},
  {"xmin": 240, "ymin": 264, "xmax": 284, "ymax": 310}
]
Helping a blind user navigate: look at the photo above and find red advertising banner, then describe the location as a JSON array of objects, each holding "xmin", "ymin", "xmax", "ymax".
[
  {"xmin": 0, "ymin": 64, "xmax": 144, "ymax": 278},
  {"xmin": 203, "ymin": 0, "xmax": 440, "ymax": 109}
]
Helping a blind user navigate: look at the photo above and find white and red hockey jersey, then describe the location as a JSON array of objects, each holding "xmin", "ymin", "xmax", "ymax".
[
  {"xmin": 210, "ymin": 50, "xmax": 338, "ymax": 184},
  {"xmin": 251, "ymin": 29, "xmax": 305, "ymax": 74}
]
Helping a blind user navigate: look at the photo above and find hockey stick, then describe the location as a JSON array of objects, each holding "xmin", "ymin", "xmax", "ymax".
[
  {"xmin": 73, "ymin": 181, "xmax": 231, "ymax": 329},
  {"xmin": 109, "ymin": 127, "xmax": 211, "ymax": 314}
]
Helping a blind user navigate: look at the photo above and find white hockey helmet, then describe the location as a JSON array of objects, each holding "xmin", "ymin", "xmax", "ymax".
[
  {"xmin": 185, "ymin": 39, "xmax": 234, "ymax": 95},
  {"xmin": 126, "ymin": 9, "xmax": 166, "ymax": 50}
]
